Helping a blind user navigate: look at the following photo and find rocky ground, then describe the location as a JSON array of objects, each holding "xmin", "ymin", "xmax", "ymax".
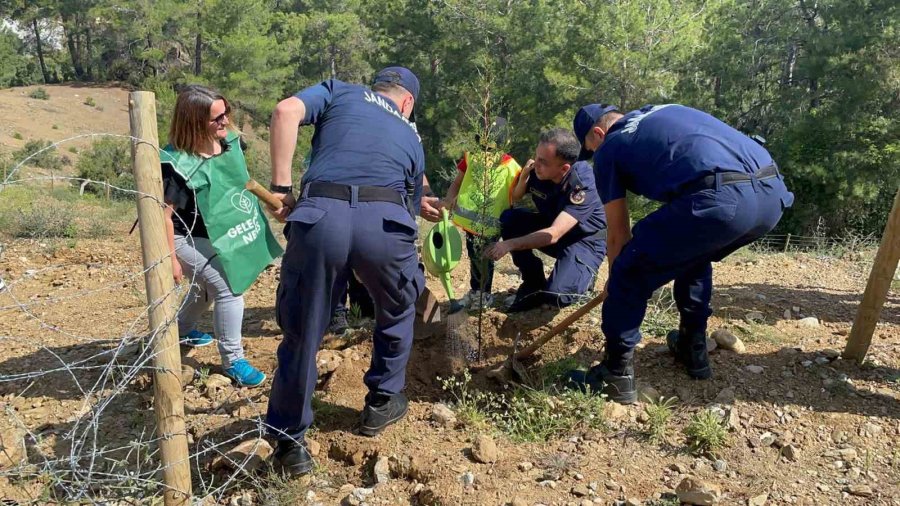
[{"xmin": 1, "ymin": 232, "xmax": 898, "ymax": 505}]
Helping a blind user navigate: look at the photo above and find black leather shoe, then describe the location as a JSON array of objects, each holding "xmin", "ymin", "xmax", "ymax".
[
  {"xmin": 667, "ymin": 328, "xmax": 712, "ymax": 379},
  {"xmin": 274, "ymin": 439, "xmax": 314, "ymax": 476},
  {"xmin": 359, "ymin": 392, "xmax": 408, "ymax": 437},
  {"xmin": 565, "ymin": 356, "xmax": 637, "ymax": 405}
]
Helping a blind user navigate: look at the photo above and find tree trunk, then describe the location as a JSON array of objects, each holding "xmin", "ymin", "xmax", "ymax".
[
  {"xmin": 85, "ymin": 23, "xmax": 93, "ymax": 80},
  {"xmin": 63, "ymin": 14, "xmax": 85, "ymax": 80},
  {"xmin": 32, "ymin": 19, "xmax": 50, "ymax": 84},
  {"xmin": 194, "ymin": 9, "xmax": 202, "ymax": 76}
]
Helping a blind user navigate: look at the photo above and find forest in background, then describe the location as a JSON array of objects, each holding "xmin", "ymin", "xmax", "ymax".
[{"xmin": 1, "ymin": 0, "xmax": 897, "ymax": 236}]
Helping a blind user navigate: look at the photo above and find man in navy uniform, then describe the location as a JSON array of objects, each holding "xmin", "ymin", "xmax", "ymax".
[
  {"xmin": 568, "ymin": 103, "xmax": 794, "ymax": 403},
  {"xmin": 266, "ymin": 67, "xmax": 425, "ymax": 475},
  {"xmin": 484, "ymin": 128, "xmax": 606, "ymax": 312}
]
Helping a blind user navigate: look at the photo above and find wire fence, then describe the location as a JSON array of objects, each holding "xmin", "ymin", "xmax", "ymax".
[
  {"xmin": 1, "ymin": 134, "xmax": 288, "ymax": 504},
  {"xmin": 0, "ymin": 133, "xmax": 893, "ymax": 503}
]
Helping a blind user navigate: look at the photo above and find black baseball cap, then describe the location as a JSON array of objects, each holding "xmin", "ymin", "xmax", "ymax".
[{"xmin": 573, "ymin": 103, "xmax": 619, "ymax": 161}]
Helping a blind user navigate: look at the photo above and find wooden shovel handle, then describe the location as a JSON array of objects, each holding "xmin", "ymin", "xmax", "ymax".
[
  {"xmin": 514, "ymin": 290, "xmax": 608, "ymax": 360},
  {"xmin": 245, "ymin": 179, "xmax": 283, "ymax": 211}
]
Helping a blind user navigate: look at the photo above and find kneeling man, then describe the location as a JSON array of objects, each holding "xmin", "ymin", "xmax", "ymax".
[{"xmin": 485, "ymin": 128, "xmax": 606, "ymax": 312}]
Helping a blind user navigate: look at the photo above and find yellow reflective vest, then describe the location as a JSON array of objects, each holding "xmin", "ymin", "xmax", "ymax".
[{"xmin": 452, "ymin": 152, "xmax": 521, "ymax": 237}]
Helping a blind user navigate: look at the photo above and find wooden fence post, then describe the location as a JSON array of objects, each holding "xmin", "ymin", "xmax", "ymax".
[
  {"xmin": 843, "ymin": 187, "xmax": 900, "ymax": 362},
  {"xmin": 783, "ymin": 233, "xmax": 791, "ymax": 252},
  {"xmin": 129, "ymin": 91, "xmax": 192, "ymax": 505}
]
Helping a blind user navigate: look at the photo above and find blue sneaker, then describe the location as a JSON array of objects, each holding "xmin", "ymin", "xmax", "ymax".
[
  {"xmin": 182, "ymin": 329, "xmax": 214, "ymax": 347},
  {"xmin": 224, "ymin": 359, "xmax": 266, "ymax": 387}
]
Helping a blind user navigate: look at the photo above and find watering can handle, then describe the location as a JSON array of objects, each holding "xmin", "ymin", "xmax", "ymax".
[{"xmin": 441, "ymin": 208, "xmax": 452, "ymax": 268}]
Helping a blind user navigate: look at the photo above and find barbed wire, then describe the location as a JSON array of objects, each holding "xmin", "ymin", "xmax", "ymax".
[{"xmin": 1, "ymin": 134, "xmax": 287, "ymax": 504}]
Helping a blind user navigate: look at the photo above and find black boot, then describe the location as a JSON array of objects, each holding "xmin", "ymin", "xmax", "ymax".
[
  {"xmin": 274, "ymin": 438, "xmax": 314, "ymax": 476},
  {"xmin": 565, "ymin": 350, "xmax": 637, "ymax": 404},
  {"xmin": 359, "ymin": 392, "xmax": 408, "ymax": 437},
  {"xmin": 328, "ymin": 308, "xmax": 349, "ymax": 335},
  {"xmin": 667, "ymin": 327, "xmax": 712, "ymax": 379},
  {"xmin": 507, "ymin": 281, "xmax": 545, "ymax": 313}
]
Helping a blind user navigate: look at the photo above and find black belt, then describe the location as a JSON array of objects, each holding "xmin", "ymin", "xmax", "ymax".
[
  {"xmin": 303, "ymin": 181, "xmax": 406, "ymax": 207},
  {"xmin": 680, "ymin": 165, "xmax": 779, "ymax": 195}
]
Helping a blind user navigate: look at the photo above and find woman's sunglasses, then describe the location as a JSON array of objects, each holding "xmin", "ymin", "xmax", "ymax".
[{"xmin": 211, "ymin": 105, "xmax": 231, "ymax": 125}]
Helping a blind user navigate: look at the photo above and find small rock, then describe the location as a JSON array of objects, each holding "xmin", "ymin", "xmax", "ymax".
[
  {"xmin": 431, "ymin": 404, "xmax": 457, "ymax": 427},
  {"xmin": 669, "ymin": 463, "xmax": 689, "ymax": 474},
  {"xmin": 859, "ymin": 422, "xmax": 883, "ymax": 438},
  {"xmin": 759, "ymin": 432, "xmax": 777, "ymax": 447},
  {"xmin": 605, "ymin": 480, "xmax": 620, "ymax": 491},
  {"xmin": 676, "ymin": 477, "xmax": 722, "ymax": 505},
  {"xmin": 714, "ymin": 387, "xmax": 736, "ymax": 405},
  {"xmin": 822, "ymin": 349, "xmax": 840, "ymax": 359},
  {"xmin": 0, "ymin": 425, "xmax": 26, "ymax": 469},
  {"xmin": 460, "ymin": 471, "xmax": 475, "ymax": 487},
  {"xmin": 745, "ymin": 365, "xmax": 764, "ymax": 374},
  {"xmin": 748, "ymin": 493, "xmax": 768, "ymax": 506},
  {"xmin": 801, "ymin": 360, "xmax": 813, "ymax": 367},
  {"xmin": 471, "ymin": 434, "xmax": 498, "ymax": 464},
  {"xmin": 374, "ymin": 456, "xmax": 391, "ymax": 484},
  {"xmin": 798, "ymin": 317, "xmax": 819, "ymax": 328},
  {"xmin": 706, "ymin": 338, "xmax": 717, "ymax": 352},
  {"xmin": 211, "ymin": 438, "xmax": 273, "ymax": 472},
  {"xmin": 604, "ymin": 402, "xmax": 628, "ymax": 420},
  {"xmin": 518, "ymin": 461, "xmax": 533, "ymax": 472},
  {"xmin": 638, "ymin": 385, "xmax": 661, "ymax": 403},
  {"xmin": 783, "ymin": 309, "xmax": 792, "ymax": 320},
  {"xmin": 814, "ymin": 356, "xmax": 830, "ymax": 365},
  {"xmin": 509, "ymin": 498, "xmax": 529, "ymax": 506},
  {"xmin": 845, "ymin": 484, "xmax": 873, "ymax": 498},
  {"xmin": 826, "ymin": 448, "xmax": 858, "ymax": 461},
  {"xmin": 205, "ymin": 373, "xmax": 232, "ymax": 391},
  {"xmin": 713, "ymin": 460, "xmax": 727, "ymax": 472},
  {"xmin": 711, "ymin": 329, "xmax": 746, "ymax": 353},
  {"xmin": 745, "ymin": 311, "xmax": 764, "ymax": 323},
  {"xmin": 539, "ymin": 480, "xmax": 557, "ymax": 489},
  {"xmin": 625, "ymin": 499, "xmax": 641, "ymax": 506},
  {"xmin": 571, "ymin": 484, "xmax": 591, "ymax": 497},
  {"xmin": 780, "ymin": 444, "xmax": 798, "ymax": 462},
  {"xmin": 307, "ymin": 439, "xmax": 321, "ymax": 457}
]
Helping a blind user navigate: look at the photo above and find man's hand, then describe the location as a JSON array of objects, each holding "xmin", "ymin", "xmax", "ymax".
[
  {"xmin": 522, "ymin": 159, "xmax": 535, "ymax": 175},
  {"xmin": 420, "ymin": 195, "xmax": 442, "ymax": 222},
  {"xmin": 271, "ymin": 192, "xmax": 296, "ymax": 223},
  {"xmin": 484, "ymin": 241, "xmax": 511, "ymax": 261},
  {"xmin": 172, "ymin": 258, "xmax": 184, "ymax": 284}
]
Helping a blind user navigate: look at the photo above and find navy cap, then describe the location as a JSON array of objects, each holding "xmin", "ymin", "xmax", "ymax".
[
  {"xmin": 573, "ymin": 103, "xmax": 619, "ymax": 161},
  {"xmin": 373, "ymin": 66, "xmax": 420, "ymax": 102}
]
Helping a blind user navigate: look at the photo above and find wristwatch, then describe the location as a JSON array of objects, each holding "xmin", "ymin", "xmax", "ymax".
[{"xmin": 269, "ymin": 183, "xmax": 293, "ymax": 194}]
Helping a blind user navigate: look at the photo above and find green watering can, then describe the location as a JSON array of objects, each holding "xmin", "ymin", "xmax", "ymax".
[{"xmin": 422, "ymin": 208, "xmax": 463, "ymax": 300}]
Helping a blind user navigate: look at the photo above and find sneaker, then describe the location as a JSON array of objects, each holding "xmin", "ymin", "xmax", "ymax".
[
  {"xmin": 274, "ymin": 439, "xmax": 314, "ymax": 476},
  {"xmin": 666, "ymin": 329, "xmax": 712, "ymax": 379},
  {"xmin": 224, "ymin": 359, "xmax": 267, "ymax": 387},
  {"xmin": 506, "ymin": 283, "xmax": 544, "ymax": 313},
  {"xmin": 181, "ymin": 329, "xmax": 214, "ymax": 347},
  {"xmin": 359, "ymin": 392, "xmax": 408, "ymax": 437},
  {"xmin": 328, "ymin": 308, "xmax": 349, "ymax": 335}
]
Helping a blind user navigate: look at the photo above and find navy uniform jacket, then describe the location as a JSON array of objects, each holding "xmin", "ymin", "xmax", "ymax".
[
  {"xmin": 295, "ymin": 79, "xmax": 425, "ymax": 213},
  {"xmin": 526, "ymin": 161, "xmax": 607, "ymax": 241},
  {"xmin": 593, "ymin": 104, "xmax": 777, "ymax": 204}
]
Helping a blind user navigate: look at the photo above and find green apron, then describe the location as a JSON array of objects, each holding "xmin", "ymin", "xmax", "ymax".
[{"xmin": 161, "ymin": 132, "xmax": 283, "ymax": 294}]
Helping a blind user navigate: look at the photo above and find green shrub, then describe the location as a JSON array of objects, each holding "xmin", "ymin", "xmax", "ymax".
[
  {"xmin": 12, "ymin": 132, "xmax": 22, "ymax": 140},
  {"xmin": 12, "ymin": 139, "xmax": 64, "ymax": 171},
  {"xmin": 11, "ymin": 201, "xmax": 77, "ymax": 238},
  {"xmin": 29, "ymin": 87, "xmax": 49, "ymax": 100},
  {"xmin": 644, "ymin": 396, "xmax": 678, "ymax": 444},
  {"xmin": 83, "ymin": 97, "xmax": 96, "ymax": 107},
  {"xmin": 684, "ymin": 409, "xmax": 729, "ymax": 456},
  {"xmin": 75, "ymin": 138, "xmax": 134, "ymax": 199}
]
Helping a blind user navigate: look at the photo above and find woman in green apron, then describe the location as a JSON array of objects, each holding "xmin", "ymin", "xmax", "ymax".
[{"xmin": 161, "ymin": 85, "xmax": 283, "ymax": 387}]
